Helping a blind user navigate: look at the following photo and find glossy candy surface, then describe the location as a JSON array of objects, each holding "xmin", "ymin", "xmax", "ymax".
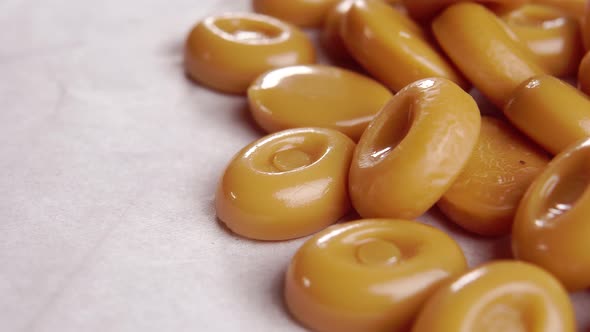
[
  {"xmin": 412, "ymin": 261, "xmax": 576, "ymax": 332},
  {"xmin": 402, "ymin": 0, "xmax": 528, "ymax": 21},
  {"xmin": 504, "ymin": 74, "xmax": 590, "ymax": 155},
  {"xmin": 438, "ymin": 116, "xmax": 549, "ymax": 236},
  {"xmin": 252, "ymin": 0, "xmax": 340, "ymax": 27},
  {"xmin": 285, "ymin": 219, "xmax": 467, "ymax": 332},
  {"xmin": 248, "ymin": 65, "xmax": 393, "ymax": 141},
  {"xmin": 580, "ymin": 51, "xmax": 590, "ymax": 95},
  {"xmin": 185, "ymin": 13, "xmax": 315, "ymax": 94},
  {"xmin": 341, "ymin": 0, "xmax": 467, "ymax": 92},
  {"xmin": 513, "ymin": 138, "xmax": 590, "ymax": 291},
  {"xmin": 502, "ymin": 4, "xmax": 583, "ymax": 77},
  {"xmin": 215, "ymin": 128, "xmax": 354, "ymax": 240},
  {"xmin": 433, "ymin": 2, "xmax": 545, "ymax": 108},
  {"xmin": 349, "ymin": 78, "xmax": 481, "ymax": 219}
]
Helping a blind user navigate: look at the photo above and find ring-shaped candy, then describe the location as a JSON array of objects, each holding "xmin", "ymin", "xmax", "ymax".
[
  {"xmin": 513, "ymin": 137, "xmax": 590, "ymax": 291},
  {"xmin": 432, "ymin": 2, "xmax": 545, "ymax": 108},
  {"xmin": 185, "ymin": 13, "xmax": 315, "ymax": 94},
  {"xmin": 401, "ymin": 0, "xmax": 528, "ymax": 22},
  {"xmin": 341, "ymin": 0, "xmax": 468, "ymax": 92},
  {"xmin": 248, "ymin": 65, "xmax": 393, "ymax": 141},
  {"xmin": 285, "ymin": 219, "xmax": 467, "ymax": 332},
  {"xmin": 412, "ymin": 261, "xmax": 576, "ymax": 332},
  {"xmin": 349, "ymin": 78, "xmax": 481, "ymax": 219},
  {"xmin": 438, "ymin": 116, "xmax": 549, "ymax": 236},
  {"xmin": 252, "ymin": 0, "xmax": 340, "ymax": 28},
  {"xmin": 504, "ymin": 74, "xmax": 590, "ymax": 155},
  {"xmin": 501, "ymin": 4, "xmax": 584, "ymax": 77},
  {"xmin": 580, "ymin": 51, "xmax": 590, "ymax": 95},
  {"xmin": 215, "ymin": 127, "xmax": 354, "ymax": 241}
]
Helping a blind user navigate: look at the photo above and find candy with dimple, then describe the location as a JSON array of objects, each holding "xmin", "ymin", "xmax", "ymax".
[
  {"xmin": 438, "ymin": 116, "xmax": 549, "ymax": 236},
  {"xmin": 412, "ymin": 261, "xmax": 576, "ymax": 332},
  {"xmin": 504, "ymin": 74, "xmax": 590, "ymax": 155},
  {"xmin": 184, "ymin": 13, "xmax": 315, "ymax": 94},
  {"xmin": 341, "ymin": 0, "xmax": 468, "ymax": 92},
  {"xmin": 432, "ymin": 2, "xmax": 545, "ymax": 108},
  {"xmin": 501, "ymin": 4, "xmax": 584, "ymax": 77},
  {"xmin": 349, "ymin": 77, "xmax": 481, "ymax": 219},
  {"xmin": 215, "ymin": 127, "xmax": 354, "ymax": 241},
  {"xmin": 285, "ymin": 219, "xmax": 467, "ymax": 332},
  {"xmin": 513, "ymin": 137, "xmax": 590, "ymax": 291},
  {"xmin": 248, "ymin": 65, "xmax": 393, "ymax": 141}
]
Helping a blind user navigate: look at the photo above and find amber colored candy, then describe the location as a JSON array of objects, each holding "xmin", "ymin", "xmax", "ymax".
[
  {"xmin": 252, "ymin": 0, "xmax": 340, "ymax": 28},
  {"xmin": 580, "ymin": 51, "xmax": 590, "ymax": 95},
  {"xmin": 341, "ymin": 0, "xmax": 468, "ymax": 92},
  {"xmin": 248, "ymin": 65, "xmax": 392, "ymax": 141},
  {"xmin": 504, "ymin": 74, "xmax": 590, "ymax": 155},
  {"xmin": 215, "ymin": 128, "xmax": 354, "ymax": 241},
  {"xmin": 412, "ymin": 261, "xmax": 576, "ymax": 332},
  {"xmin": 432, "ymin": 2, "xmax": 545, "ymax": 108},
  {"xmin": 532, "ymin": 0, "xmax": 586, "ymax": 18},
  {"xmin": 501, "ymin": 4, "xmax": 584, "ymax": 77},
  {"xmin": 184, "ymin": 13, "xmax": 315, "ymax": 94},
  {"xmin": 285, "ymin": 219, "xmax": 467, "ymax": 332},
  {"xmin": 349, "ymin": 78, "xmax": 481, "ymax": 219},
  {"xmin": 321, "ymin": 0, "xmax": 356, "ymax": 62},
  {"xmin": 438, "ymin": 116, "xmax": 549, "ymax": 236},
  {"xmin": 584, "ymin": 3, "xmax": 590, "ymax": 51},
  {"xmin": 402, "ymin": 0, "xmax": 528, "ymax": 22},
  {"xmin": 513, "ymin": 138, "xmax": 590, "ymax": 291}
]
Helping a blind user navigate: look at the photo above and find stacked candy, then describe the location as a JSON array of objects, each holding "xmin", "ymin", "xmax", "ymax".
[{"xmin": 185, "ymin": 0, "xmax": 590, "ymax": 331}]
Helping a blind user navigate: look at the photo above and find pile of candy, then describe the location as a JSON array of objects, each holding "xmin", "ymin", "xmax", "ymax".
[{"xmin": 185, "ymin": 0, "xmax": 590, "ymax": 331}]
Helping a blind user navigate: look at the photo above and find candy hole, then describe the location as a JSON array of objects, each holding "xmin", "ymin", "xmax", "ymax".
[
  {"xmin": 473, "ymin": 298, "xmax": 532, "ymax": 332},
  {"xmin": 370, "ymin": 97, "xmax": 414, "ymax": 160},
  {"xmin": 272, "ymin": 148, "xmax": 313, "ymax": 172},
  {"xmin": 356, "ymin": 239, "xmax": 402, "ymax": 267},
  {"xmin": 215, "ymin": 17, "xmax": 284, "ymax": 41},
  {"xmin": 537, "ymin": 151, "xmax": 590, "ymax": 223}
]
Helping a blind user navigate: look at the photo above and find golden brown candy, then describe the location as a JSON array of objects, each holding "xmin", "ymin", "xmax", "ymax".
[
  {"xmin": 504, "ymin": 74, "xmax": 590, "ymax": 155},
  {"xmin": 248, "ymin": 65, "xmax": 393, "ymax": 141},
  {"xmin": 285, "ymin": 219, "xmax": 467, "ymax": 332},
  {"xmin": 341, "ymin": 0, "xmax": 468, "ymax": 92},
  {"xmin": 513, "ymin": 137, "xmax": 590, "ymax": 291},
  {"xmin": 501, "ymin": 4, "xmax": 584, "ymax": 77},
  {"xmin": 580, "ymin": 51, "xmax": 590, "ymax": 95},
  {"xmin": 438, "ymin": 116, "xmax": 549, "ymax": 236},
  {"xmin": 413, "ymin": 261, "xmax": 576, "ymax": 332},
  {"xmin": 532, "ymin": 0, "xmax": 586, "ymax": 18},
  {"xmin": 432, "ymin": 2, "xmax": 545, "ymax": 108},
  {"xmin": 349, "ymin": 78, "xmax": 481, "ymax": 219},
  {"xmin": 185, "ymin": 13, "xmax": 315, "ymax": 94},
  {"xmin": 215, "ymin": 128, "xmax": 354, "ymax": 240},
  {"xmin": 402, "ymin": 0, "xmax": 529, "ymax": 22}
]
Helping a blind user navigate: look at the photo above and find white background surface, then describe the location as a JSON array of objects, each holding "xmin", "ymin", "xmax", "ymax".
[{"xmin": 1, "ymin": 0, "xmax": 588, "ymax": 331}]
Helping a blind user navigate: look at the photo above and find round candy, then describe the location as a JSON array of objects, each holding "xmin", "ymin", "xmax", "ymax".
[
  {"xmin": 413, "ymin": 261, "xmax": 576, "ymax": 332},
  {"xmin": 504, "ymin": 74, "xmax": 590, "ymax": 155},
  {"xmin": 252, "ymin": 0, "xmax": 340, "ymax": 28},
  {"xmin": 341, "ymin": 0, "xmax": 468, "ymax": 92},
  {"xmin": 215, "ymin": 128, "xmax": 354, "ymax": 241},
  {"xmin": 248, "ymin": 65, "xmax": 393, "ymax": 141},
  {"xmin": 285, "ymin": 219, "xmax": 467, "ymax": 332},
  {"xmin": 501, "ymin": 4, "xmax": 584, "ymax": 77},
  {"xmin": 185, "ymin": 13, "xmax": 315, "ymax": 94},
  {"xmin": 438, "ymin": 116, "xmax": 549, "ymax": 236},
  {"xmin": 432, "ymin": 2, "xmax": 545, "ymax": 108},
  {"xmin": 402, "ymin": 0, "xmax": 528, "ymax": 21},
  {"xmin": 513, "ymin": 137, "xmax": 590, "ymax": 291},
  {"xmin": 580, "ymin": 51, "xmax": 590, "ymax": 95},
  {"xmin": 349, "ymin": 78, "xmax": 481, "ymax": 219}
]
